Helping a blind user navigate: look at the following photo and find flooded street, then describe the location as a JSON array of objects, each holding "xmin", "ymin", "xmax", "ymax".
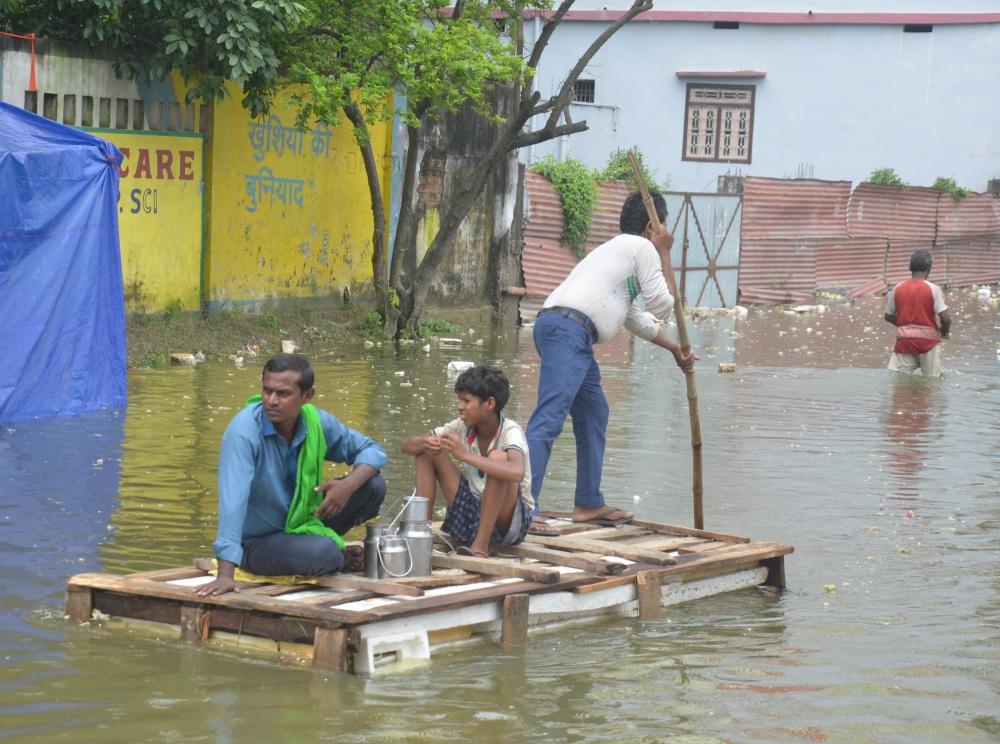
[{"xmin": 2, "ymin": 294, "xmax": 999, "ymax": 743}]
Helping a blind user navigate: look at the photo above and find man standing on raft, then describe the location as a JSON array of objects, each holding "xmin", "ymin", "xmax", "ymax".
[{"xmin": 525, "ymin": 191, "xmax": 697, "ymax": 534}]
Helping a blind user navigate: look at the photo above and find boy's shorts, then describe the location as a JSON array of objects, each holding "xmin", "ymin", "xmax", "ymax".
[{"xmin": 440, "ymin": 475, "xmax": 532, "ymax": 547}]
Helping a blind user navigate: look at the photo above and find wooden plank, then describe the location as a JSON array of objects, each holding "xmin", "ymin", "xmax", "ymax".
[
  {"xmin": 65, "ymin": 586, "xmax": 93, "ymax": 622},
  {"xmin": 623, "ymin": 535, "xmax": 708, "ymax": 552},
  {"xmin": 649, "ymin": 542, "xmax": 793, "ymax": 580},
  {"xmin": 574, "ymin": 574, "xmax": 637, "ymax": 594},
  {"xmin": 495, "ymin": 544, "xmax": 613, "ymax": 575},
  {"xmin": 312, "ymin": 627, "xmax": 350, "ymax": 672},
  {"xmin": 523, "ymin": 534, "xmax": 676, "ymax": 566},
  {"xmin": 313, "ymin": 574, "xmax": 424, "ymax": 597},
  {"xmin": 68, "ymin": 573, "xmax": 376, "ymax": 625},
  {"xmin": 394, "ymin": 572, "xmax": 486, "ymax": 588},
  {"xmin": 431, "ymin": 554, "xmax": 563, "ymax": 584},
  {"xmin": 567, "ymin": 525, "xmax": 650, "ymax": 541},
  {"xmin": 295, "ymin": 590, "xmax": 372, "ymax": 606},
  {"xmin": 627, "ymin": 518, "xmax": 751, "ymax": 544},
  {"xmin": 93, "ymin": 592, "xmax": 319, "ymax": 643},
  {"xmin": 761, "ymin": 556, "xmax": 786, "ymax": 589},
  {"xmin": 636, "ymin": 570, "xmax": 663, "ymax": 620},
  {"xmin": 127, "ymin": 567, "xmax": 207, "ymax": 583},
  {"xmin": 500, "ymin": 594, "xmax": 530, "ymax": 647},
  {"xmin": 677, "ymin": 540, "xmax": 732, "ymax": 553}
]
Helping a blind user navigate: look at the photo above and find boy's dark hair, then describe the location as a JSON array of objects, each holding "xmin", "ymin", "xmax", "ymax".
[
  {"xmin": 909, "ymin": 250, "xmax": 933, "ymax": 274},
  {"xmin": 263, "ymin": 353, "xmax": 315, "ymax": 393},
  {"xmin": 454, "ymin": 365, "xmax": 510, "ymax": 413},
  {"xmin": 620, "ymin": 190, "xmax": 667, "ymax": 235}
]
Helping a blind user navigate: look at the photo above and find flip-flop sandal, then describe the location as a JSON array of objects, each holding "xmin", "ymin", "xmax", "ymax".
[
  {"xmin": 456, "ymin": 545, "xmax": 490, "ymax": 559},
  {"xmin": 528, "ymin": 519, "xmax": 561, "ymax": 536},
  {"xmin": 341, "ymin": 544, "xmax": 365, "ymax": 573},
  {"xmin": 572, "ymin": 506, "xmax": 634, "ymax": 526}
]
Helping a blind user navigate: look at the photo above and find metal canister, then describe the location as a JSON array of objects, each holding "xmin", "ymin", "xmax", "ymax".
[
  {"xmin": 363, "ymin": 522, "xmax": 385, "ymax": 579},
  {"xmin": 398, "ymin": 520, "xmax": 433, "ymax": 577},
  {"xmin": 377, "ymin": 535, "xmax": 411, "ymax": 579},
  {"xmin": 401, "ymin": 495, "xmax": 431, "ymax": 523}
]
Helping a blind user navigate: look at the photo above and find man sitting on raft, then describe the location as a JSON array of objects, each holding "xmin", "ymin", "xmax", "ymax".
[{"xmin": 197, "ymin": 354, "xmax": 386, "ymax": 597}]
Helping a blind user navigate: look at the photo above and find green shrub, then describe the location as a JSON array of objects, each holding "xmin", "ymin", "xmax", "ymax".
[
  {"xmin": 531, "ymin": 155, "xmax": 596, "ymax": 256},
  {"xmin": 357, "ymin": 310, "xmax": 383, "ymax": 341},
  {"xmin": 868, "ymin": 167, "xmax": 908, "ymax": 187},
  {"xmin": 597, "ymin": 147, "xmax": 663, "ymax": 191},
  {"xmin": 931, "ymin": 176, "xmax": 969, "ymax": 199},
  {"xmin": 418, "ymin": 318, "xmax": 461, "ymax": 337}
]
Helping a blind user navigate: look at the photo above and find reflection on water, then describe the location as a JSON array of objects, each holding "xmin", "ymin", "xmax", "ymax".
[{"xmin": 1, "ymin": 295, "xmax": 999, "ymax": 742}]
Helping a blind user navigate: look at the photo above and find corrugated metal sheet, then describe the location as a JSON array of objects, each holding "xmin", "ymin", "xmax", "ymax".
[
  {"xmin": 815, "ymin": 237, "xmax": 887, "ymax": 287},
  {"xmin": 520, "ymin": 172, "xmax": 577, "ymax": 321},
  {"xmin": 740, "ymin": 178, "xmax": 1000, "ymax": 303},
  {"xmin": 937, "ymin": 194, "xmax": 1000, "ymax": 241},
  {"xmin": 742, "ymin": 177, "xmax": 851, "ymax": 239},
  {"xmin": 847, "ymin": 183, "xmax": 939, "ymax": 239}
]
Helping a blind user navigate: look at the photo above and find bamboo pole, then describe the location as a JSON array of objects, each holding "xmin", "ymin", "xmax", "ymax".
[{"xmin": 627, "ymin": 151, "xmax": 704, "ymax": 529}]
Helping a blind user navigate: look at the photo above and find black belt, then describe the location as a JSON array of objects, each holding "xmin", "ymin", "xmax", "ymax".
[{"xmin": 538, "ymin": 306, "xmax": 598, "ymax": 342}]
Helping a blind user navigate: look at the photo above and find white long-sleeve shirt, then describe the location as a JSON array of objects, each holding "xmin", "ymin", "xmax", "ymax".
[{"xmin": 543, "ymin": 233, "xmax": 675, "ymax": 343}]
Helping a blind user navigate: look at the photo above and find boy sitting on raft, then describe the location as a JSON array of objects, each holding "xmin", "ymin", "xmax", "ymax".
[{"xmin": 401, "ymin": 366, "xmax": 532, "ymax": 558}]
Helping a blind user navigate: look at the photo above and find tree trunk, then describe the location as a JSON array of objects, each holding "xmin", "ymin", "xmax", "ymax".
[
  {"xmin": 343, "ymin": 104, "xmax": 389, "ymax": 323},
  {"xmin": 386, "ymin": 122, "xmax": 423, "ymax": 337}
]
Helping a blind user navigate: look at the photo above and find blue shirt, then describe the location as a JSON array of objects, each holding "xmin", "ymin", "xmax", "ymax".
[{"xmin": 212, "ymin": 403, "xmax": 387, "ymax": 565}]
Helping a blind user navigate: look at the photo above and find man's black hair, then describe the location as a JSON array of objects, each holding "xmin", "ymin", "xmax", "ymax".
[
  {"xmin": 909, "ymin": 250, "xmax": 933, "ymax": 274},
  {"xmin": 454, "ymin": 365, "xmax": 510, "ymax": 414},
  {"xmin": 619, "ymin": 190, "xmax": 667, "ymax": 235},
  {"xmin": 263, "ymin": 353, "xmax": 315, "ymax": 393}
]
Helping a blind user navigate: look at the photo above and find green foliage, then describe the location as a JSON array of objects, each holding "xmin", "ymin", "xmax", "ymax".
[
  {"xmin": 597, "ymin": 148, "xmax": 663, "ymax": 191},
  {"xmin": 417, "ymin": 318, "xmax": 461, "ymax": 337},
  {"xmin": 4, "ymin": 0, "xmax": 303, "ymax": 115},
  {"xmin": 531, "ymin": 155, "xmax": 597, "ymax": 256},
  {"xmin": 931, "ymin": 176, "xmax": 969, "ymax": 199},
  {"xmin": 356, "ymin": 310, "xmax": 384, "ymax": 341},
  {"xmin": 388, "ymin": 288, "xmax": 400, "ymax": 308},
  {"xmin": 868, "ymin": 168, "xmax": 908, "ymax": 187},
  {"xmin": 263, "ymin": 313, "xmax": 279, "ymax": 330}
]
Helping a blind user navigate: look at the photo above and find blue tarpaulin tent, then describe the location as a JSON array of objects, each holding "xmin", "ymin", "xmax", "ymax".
[{"xmin": 0, "ymin": 101, "xmax": 125, "ymax": 421}]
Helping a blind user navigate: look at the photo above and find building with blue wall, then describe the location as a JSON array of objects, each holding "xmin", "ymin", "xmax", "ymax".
[{"xmin": 523, "ymin": 1, "xmax": 1000, "ymax": 193}]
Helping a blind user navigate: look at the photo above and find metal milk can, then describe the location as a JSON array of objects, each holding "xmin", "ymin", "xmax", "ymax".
[
  {"xmin": 363, "ymin": 522, "xmax": 385, "ymax": 579},
  {"xmin": 377, "ymin": 535, "xmax": 411, "ymax": 579}
]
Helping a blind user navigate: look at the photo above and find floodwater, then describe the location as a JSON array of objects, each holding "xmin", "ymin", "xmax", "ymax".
[{"xmin": 2, "ymin": 294, "xmax": 999, "ymax": 743}]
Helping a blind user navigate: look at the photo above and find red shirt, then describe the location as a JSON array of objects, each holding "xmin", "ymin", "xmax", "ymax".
[{"xmin": 887, "ymin": 279, "xmax": 946, "ymax": 354}]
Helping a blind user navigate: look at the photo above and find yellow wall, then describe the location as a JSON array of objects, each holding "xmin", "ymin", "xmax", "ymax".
[
  {"xmin": 206, "ymin": 84, "xmax": 393, "ymax": 306},
  {"xmin": 101, "ymin": 131, "xmax": 205, "ymax": 312}
]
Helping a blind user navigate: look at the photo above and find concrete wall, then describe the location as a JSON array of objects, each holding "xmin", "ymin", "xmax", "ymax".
[
  {"xmin": 205, "ymin": 83, "xmax": 392, "ymax": 309},
  {"xmin": 523, "ymin": 6, "xmax": 1000, "ymax": 193},
  {"xmin": 0, "ymin": 37, "xmax": 391, "ymax": 312}
]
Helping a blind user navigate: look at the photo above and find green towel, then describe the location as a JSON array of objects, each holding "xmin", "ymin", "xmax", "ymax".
[{"xmin": 246, "ymin": 395, "xmax": 345, "ymax": 549}]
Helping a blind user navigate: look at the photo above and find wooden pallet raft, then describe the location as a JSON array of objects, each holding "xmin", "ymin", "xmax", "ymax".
[{"xmin": 65, "ymin": 515, "xmax": 792, "ymax": 675}]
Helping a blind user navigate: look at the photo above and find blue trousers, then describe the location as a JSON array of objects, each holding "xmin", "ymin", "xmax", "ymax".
[
  {"xmin": 240, "ymin": 474, "xmax": 386, "ymax": 576},
  {"xmin": 526, "ymin": 313, "xmax": 609, "ymax": 512}
]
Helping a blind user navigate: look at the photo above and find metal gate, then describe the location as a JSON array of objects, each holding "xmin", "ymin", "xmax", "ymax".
[{"xmin": 663, "ymin": 192, "xmax": 742, "ymax": 308}]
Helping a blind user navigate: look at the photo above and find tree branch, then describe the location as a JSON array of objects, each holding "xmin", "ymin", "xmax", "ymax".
[
  {"xmin": 520, "ymin": 0, "xmax": 575, "ymax": 109},
  {"xmin": 543, "ymin": 0, "xmax": 651, "ymax": 131},
  {"xmin": 510, "ymin": 119, "xmax": 588, "ymax": 150}
]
